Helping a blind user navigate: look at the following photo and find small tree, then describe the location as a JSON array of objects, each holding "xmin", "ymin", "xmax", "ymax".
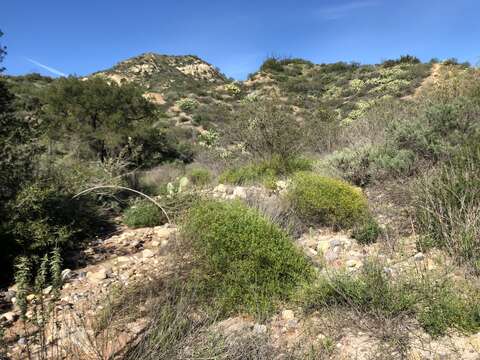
[
  {"xmin": 41, "ymin": 77, "xmax": 156, "ymax": 162},
  {"xmin": 227, "ymin": 97, "xmax": 334, "ymax": 164}
]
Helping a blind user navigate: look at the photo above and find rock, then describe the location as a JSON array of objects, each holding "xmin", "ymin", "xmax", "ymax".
[
  {"xmin": 383, "ymin": 267, "xmax": 394, "ymax": 276},
  {"xmin": 287, "ymin": 319, "xmax": 298, "ymax": 328},
  {"xmin": 413, "ymin": 252, "xmax": 425, "ymax": 261},
  {"xmin": 324, "ymin": 249, "xmax": 339, "ymax": 262},
  {"xmin": 42, "ymin": 285, "xmax": 53, "ymax": 295},
  {"xmin": 153, "ymin": 226, "xmax": 173, "ymax": 239},
  {"xmin": 217, "ymin": 316, "xmax": 253, "ymax": 335},
  {"xmin": 61, "ymin": 269, "xmax": 73, "ymax": 282},
  {"xmin": 214, "ymin": 184, "xmax": 227, "ymax": 194},
  {"xmin": 330, "ymin": 239, "xmax": 343, "ymax": 248},
  {"xmin": 142, "ymin": 249, "xmax": 155, "ymax": 258},
  {"xmin": 275, "ymin": 180, "xmax": 288, "ymax": 190},
  {"xmin": 316, "ymin": 240, "xmax": 330, "ymax": 253},
  {"xmin": 281, "ymin": 309, "xmax": 295, "ymax": 321},
  {"xmin": 87, "ymin": 268, "xmax": 109, "ymax": 283},
  {"xmin": 4, "ymin": 290, "xmax": 16, "ymax": 302},
  {"xmin": 317, "ymin": 333, "xmax": 327, "ymax": 341},
  {"xmin": 26, "ymin": 294, "xmax": 36, "ymax": 302},
  {"xmin": 253, "ymin": 324, "xmax": 267, "ymax": 334},
  {"xmin": 1, "ymin": 311, "xmax": 18, "ymax": 322},
  {"xmin": 18, "ymin": 337, "xmax": 27, "ymax": 346},
  {"xmin": 116, "ymin": 256, "xmax": 131, "ymax": 264},
  {"xmin": 233, "ymin": 186, "xmax": 247, "ymax": 199},
  {"xmin": 306, "ymin": 248, "xmax": 318, "ymax": 257}
]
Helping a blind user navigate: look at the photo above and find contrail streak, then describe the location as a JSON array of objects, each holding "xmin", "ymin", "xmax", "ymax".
[{"xmin": 25, "ymin": 57, "xmax": 67, "ymax": 76}]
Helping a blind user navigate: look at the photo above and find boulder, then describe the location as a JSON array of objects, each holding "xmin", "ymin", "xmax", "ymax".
[{"xmin": 281, "ymin": 309, "xmax": 295, "ymax": 321}]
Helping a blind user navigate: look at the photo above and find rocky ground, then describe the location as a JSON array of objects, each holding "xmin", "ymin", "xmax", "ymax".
[{"xmin": 2, "ymin": 183, "xmax": 480, "ymax": 359}]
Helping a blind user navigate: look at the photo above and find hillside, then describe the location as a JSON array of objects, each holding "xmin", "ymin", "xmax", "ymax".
[{"xmin": 81, "ymin": 54, "xmax": 435, "ymax": 133}]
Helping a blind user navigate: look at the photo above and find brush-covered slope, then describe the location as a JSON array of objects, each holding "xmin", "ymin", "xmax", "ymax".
[
  {"xmin": 89, "ymin": 54, "xmax": 436, "ymax": 130},
  {"xmin": 245, "ymin": 56, "xmax": 432, "ymax": 122}
]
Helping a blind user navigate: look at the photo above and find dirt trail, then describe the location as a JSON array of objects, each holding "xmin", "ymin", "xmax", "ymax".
[{"xmin": 403, "ymin": 63, "xmax": 442, "ymax": 100}]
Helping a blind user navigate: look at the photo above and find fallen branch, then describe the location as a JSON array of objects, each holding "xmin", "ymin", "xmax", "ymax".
[{"xmin": 73, "ymin": 185, "xmax": 171, "ymax": 224}]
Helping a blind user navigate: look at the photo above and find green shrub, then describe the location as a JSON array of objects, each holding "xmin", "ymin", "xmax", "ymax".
[
  {"xmin": 220, "ymin": 157, "xmax": 312, "ymax": 186},
  {"xmin": 299, "ymin": 261, "xmax": 480, "ymax": 336},
  {"xmin": 7, "ymin": 182, "xmax": 103, "ymax": 255},
  {"xmin": 288, "ymin": 172, "xmax": 372, "ymax": 229},
  {"xmin": 352, "ymin": 217, "xmax": 381, "ymax": 244},
  {"xmin": 123, "ymin": 199, "xmax": 166, "ymax": 228},
  {"xmin": 176, "ymin": 98, "xmax": 198, "ymax": 112},
  {"xmin": 187, "ymin": 167, "xmax": 211, "ymax": 187},
  {"xmin": 181, "ymin": 200, "xmax": 313, "ymax": 318},
  {"xmin": 4, "ymin": 180, "xmax": 104, "ymax": 284},
  {"xmin": 417, "ymin": 282, "xmax": 480, "ymax": 336}
]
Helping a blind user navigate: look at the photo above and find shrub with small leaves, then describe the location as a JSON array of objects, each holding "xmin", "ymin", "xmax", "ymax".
[
  {"xmin": 123, "ymin": 199, "xmax": 166, "ymax": 228},
  {"xmin": 224, "ymin": 83, "xmax": 241, "ymax": 95},
  {"xmin": 181, "ymin": 200, "xmax": 313, "ymax": 318},
  {"xmin": 288, "ymin": 172, "xmax": 372, "ymax": 229},
  {"xmin": 176, "ymin": 98, "xmax": 199, "ymax": 112},
  {"xmin": 352, "ymin": 217, "xmax": 381, "ymax": 244}
]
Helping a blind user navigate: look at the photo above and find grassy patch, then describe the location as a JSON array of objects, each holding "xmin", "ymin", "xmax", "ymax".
[
  {"xmin": 288, "ymin": 172, "xmax": 377, "ymax": 232},
  {"xmin": 187, "ymin": 167, "xmax": 211, "ymax": 187},
  {"xmin": 413, "ymin": 142, "xmax": 480, "ymax": 272},
  {"xmin": 219, "ymin": 157, "xmax": 312, "ymax": 187},
  {"xmin": 299, "ymin": 261, "xmax": 480, "ymax": 337},
  {"xmin": 181, "ymin": 199, "xmax": 313, "ymax": 318}
]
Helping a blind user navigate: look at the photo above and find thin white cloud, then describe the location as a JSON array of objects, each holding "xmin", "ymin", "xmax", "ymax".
[
  {"xmin": 317, "ymin": 1, "xmax": 379, "ymax": 20},
  {"xmin": 24, "ymin": 57, "xmax": 67, "ymax": 76}
]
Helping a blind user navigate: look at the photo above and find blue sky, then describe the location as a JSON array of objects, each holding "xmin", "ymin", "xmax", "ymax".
[{"xmin": 1, "ymin": 0, "xmax": 479, "ymax": 79}]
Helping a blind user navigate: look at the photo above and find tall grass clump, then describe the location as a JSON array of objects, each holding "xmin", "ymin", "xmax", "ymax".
[
  {"xmin": 181, "ymin": 199, "xmax": 313, "ymax": 318},
  {"xmin": 413, "ymin": 142, "xmax": 480, "ymax": 272}
]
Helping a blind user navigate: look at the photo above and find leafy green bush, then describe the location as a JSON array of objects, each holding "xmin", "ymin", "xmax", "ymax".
[
  {"xmin": 413, "ymin": 142, "xmax": 480, "ymax": 272},
  {"xmin": 187, "ymin": 167, "xmax": 211, "ymax": 187},
  {"xmin": 3, "ymin": 180, "xmax": 104, "ymax": 284},
  {"xmin": 181, "ymin": 200, "xmax": 313, "ymax": 317},
  {"xmin": 299, "ymin": 261, "xmax": 480, "ymax": 337},
  {"xmin": 220, "ymin": 157, "xmax": 312, "ymax": 186},
  {"xmin": 7, "ymin": 182, "xmax": 103, "ymax": 254},
  {"xmin": 288, "ymin": 172, "xmax": 373, "ymax": 229},
  {"xmin": 352, "ymin": 217, "xmax": 382, "ymax": 244},
  {"xmin": 176, "ymin": 98, "xmax": 198, "ymax": 112},
  {"xmin": 123, "ymin": 199, "xmax": 166, "ymax": 228}
]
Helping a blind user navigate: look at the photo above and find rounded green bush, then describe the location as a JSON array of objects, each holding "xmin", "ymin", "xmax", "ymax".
[
  {"xmin": 123, "ymin": 200, "xmax": 166, "ymax": 228},
  {"xmin": 181, "ymin": 200, "xmax": 313, "ymax": 317},
  {"xmin": 288, "ymin": 172, "xmax": 371, "ymax": 229},
  {"xmin": 352, "ymin": 217, "xmax": 381, "ymax": 244}
]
